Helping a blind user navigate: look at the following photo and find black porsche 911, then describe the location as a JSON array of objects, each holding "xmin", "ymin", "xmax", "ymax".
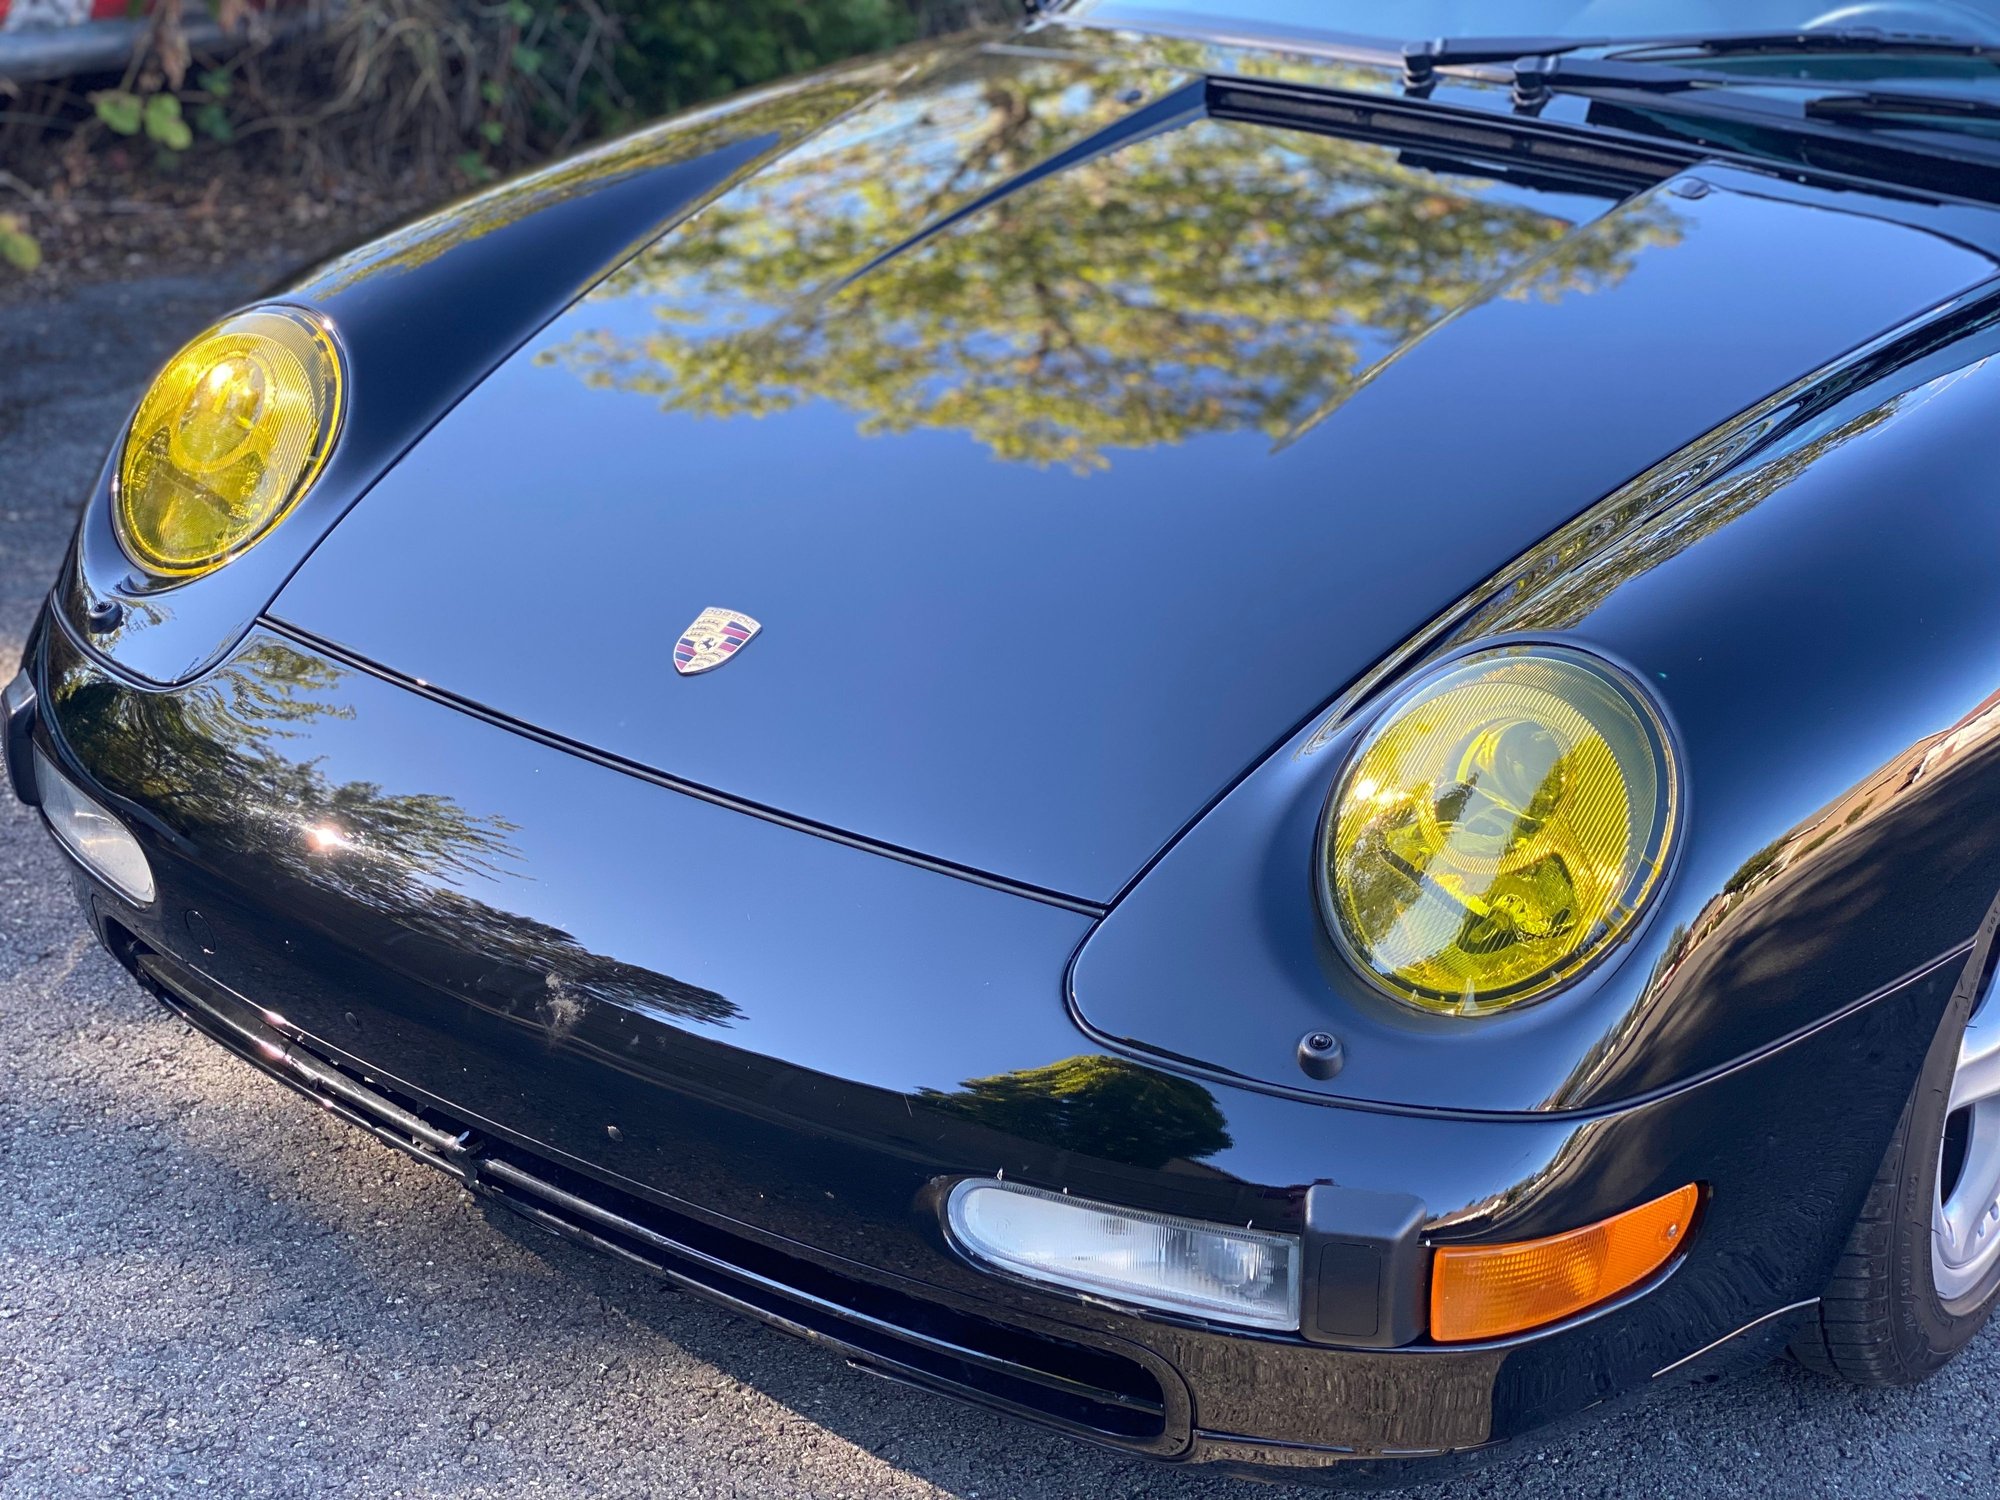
[{"xmin": 15, "ymin": 0, "xmax": 2000, "ymax": 1483}]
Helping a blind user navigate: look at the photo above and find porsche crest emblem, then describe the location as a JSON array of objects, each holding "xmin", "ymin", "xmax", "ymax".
[{"xmin": 674, "ymin": 607, "xmax": 761, "ymax": 676}]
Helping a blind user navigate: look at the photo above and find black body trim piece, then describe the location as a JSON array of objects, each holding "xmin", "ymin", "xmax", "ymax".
[
  {"xmin": 3, "ymin": 669, "xmax": 37, "ymax": 808},
  {"xmin": 1300, "ymin": 1185, "xmax": 1428, "ymax": 1348}
]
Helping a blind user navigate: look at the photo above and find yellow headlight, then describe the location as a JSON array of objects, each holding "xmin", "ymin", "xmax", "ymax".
[
  {"xmin": 1323, "ymin": 647, "xmax": 1676, "ymax": 1015},
  {"xmin": 114, "ymin": 307, "xmax": 343, "ymax": 577}
]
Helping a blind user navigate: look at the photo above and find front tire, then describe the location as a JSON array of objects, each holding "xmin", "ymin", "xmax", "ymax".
[{"xmin": 1791, "ymin": 972, "xmax": 2000, "ymax": 1385}]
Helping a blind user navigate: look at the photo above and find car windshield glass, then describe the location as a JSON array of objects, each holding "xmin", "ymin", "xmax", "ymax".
[{"xmin": 1073, "ymin": 2, "xmax": 2000, "ymax": 63}]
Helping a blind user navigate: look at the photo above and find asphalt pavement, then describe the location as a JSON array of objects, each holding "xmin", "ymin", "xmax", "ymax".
[{"xmin": 3, "ymin": 270, "xmax": 1997, "ymax": 1499}]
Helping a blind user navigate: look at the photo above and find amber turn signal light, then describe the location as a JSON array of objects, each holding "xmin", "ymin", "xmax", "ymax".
[{"xmin": 1429, "ymin": 1183, "xmax": 1699, "ymax": 1343}]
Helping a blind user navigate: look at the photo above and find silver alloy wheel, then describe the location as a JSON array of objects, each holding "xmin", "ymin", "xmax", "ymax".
[{"xmin": 1936, "ymin": 990, "xmax": 2000, "ymax": 1302}]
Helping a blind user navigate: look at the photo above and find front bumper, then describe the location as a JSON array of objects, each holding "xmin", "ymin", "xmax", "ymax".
[{"xmin": 13, "ymin": 613, "xmax": 1960, "ymax": 1482}]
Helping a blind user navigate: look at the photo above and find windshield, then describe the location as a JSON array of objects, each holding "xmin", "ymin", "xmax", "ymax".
[{"xmin": 1072, "ymin": 1, "xmax": 2000, "ymax": 48}]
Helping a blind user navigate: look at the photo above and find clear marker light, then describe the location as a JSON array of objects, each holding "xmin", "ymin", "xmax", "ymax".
[
  {"xmin": 34, "ymin": 748, "xmax": 154, "ymax": 904},
  {"xmin": 946, "ymin": 1180, "xmax": 1300, "ymax": 1330}
]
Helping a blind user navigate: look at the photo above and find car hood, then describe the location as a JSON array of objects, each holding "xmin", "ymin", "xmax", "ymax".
[{"xmin": 271, "ymin": 44, "xmax": 1996, "ymax": 903}]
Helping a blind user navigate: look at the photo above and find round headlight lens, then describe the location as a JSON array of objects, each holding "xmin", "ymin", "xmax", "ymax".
[
  {"xmin": 114, "ymin": 307, "xmax": 342, "ymax": 577},
  {"xmin": 1322, "ymin": 646, "xmax": 1676, "ymax": 1015}
]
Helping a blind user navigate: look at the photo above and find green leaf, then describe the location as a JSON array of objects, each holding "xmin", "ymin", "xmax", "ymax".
[
  {"xmin": 0, "ymin": 216, "xmax": 40, "ymax": 274},
  {"xmin": 511, "ymin": 44, "xmax": 543, "ymax": 76},
  {"xmin": 503, "ymin": 0, "xmax": 531, "ymax": 24},
  {"xmin": 479, "ymin": 119, "xmax": 504, "ymax": 145},
  {"xmin": 142, "ymin": 95, "xmax": 192, "ymax": 151},
  {"xmin": 480, "ymin": 80, "xmax": 504, "ymax": 106},
  {"xmin": 455, "ymin": 151, "xmax": 496, "ymax": 183},
  {"xmin": 194, "ymin": 103, "xmax": 234, "ymax": 142},
  {"xmin": 93, "ymin": 90, "xmax": 144, "ymax": 136},
  {"xmin": 198, "ymin": 68, "xmax": 232, "ymax": 99}
]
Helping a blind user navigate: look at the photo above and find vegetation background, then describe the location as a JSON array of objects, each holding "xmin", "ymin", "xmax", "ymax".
[{"xmin": 0, "ymin": 0, "xmax": 1010, "ymax": 288}]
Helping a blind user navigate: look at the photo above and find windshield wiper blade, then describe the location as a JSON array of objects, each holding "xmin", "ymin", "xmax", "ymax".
[
  {"xmin": 1806, "ymin": 85, "xmax": 2000, "ymax": 124},
  {"xmin": 1636, "ymin": 28, "xmax": 2000, "ymax": 61},
  {"xmin": 1404, "ymin": 26, "xmax": 1997, "ymax": 84}
]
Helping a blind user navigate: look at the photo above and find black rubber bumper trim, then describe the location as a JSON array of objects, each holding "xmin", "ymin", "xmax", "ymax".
[
  {"xmin": 4, "ymin": 668, "xmax": 37, "ymax": 807},
  {"xmin": 120, "ymin": 938, "xmax": 1191, "ymax": 1456}
]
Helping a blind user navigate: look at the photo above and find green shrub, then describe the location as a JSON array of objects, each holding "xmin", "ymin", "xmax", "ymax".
[
  {"xmin": 0, "ymin": 0, "xmax": 1010, "ymax": 277},
  {"xmin": 217, "ymin": 0, "xmax": 954, "ymax": 180},
  {"xmin": 590, "ymin": 0, "xmax": 917, "ymax": 133}
]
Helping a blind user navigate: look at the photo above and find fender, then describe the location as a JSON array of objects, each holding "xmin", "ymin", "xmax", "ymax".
[{"xmin": 1072, "ymin": 286, "xmax": 2000, "ymax": 1113}]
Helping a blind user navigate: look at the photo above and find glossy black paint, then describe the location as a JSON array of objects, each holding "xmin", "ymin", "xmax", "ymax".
[
  {"xmin": 20, "ymin": 612, "xmax": 1976, "ymax": 1473},
  {"xmin": 270, "ymin": 73, "xmax": 1992, "ymax": 907},
  {"xmin": 30, "ymin": 7, "xmax": 2000, "ymax": 1482}
]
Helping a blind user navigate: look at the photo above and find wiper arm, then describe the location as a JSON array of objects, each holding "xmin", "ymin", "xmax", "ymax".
[
  {"xmin": 1405, "ymin": 51, "xmax": 1794, "ymax": 110},
  {"xmin": 1408, "ymin": 45, "xmax": 2000, "ymax": 119},
  {"xmin": 1368, "ymin": 23, "xmax": 2000, "ymax": 204},
  {"xmin": 1404, "ymin": 26, "xmax": 1997, "ymax": 86},
  {"xmin": 1388, "ymin": 35, "xmax": 2000, "ymax": 203}
]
